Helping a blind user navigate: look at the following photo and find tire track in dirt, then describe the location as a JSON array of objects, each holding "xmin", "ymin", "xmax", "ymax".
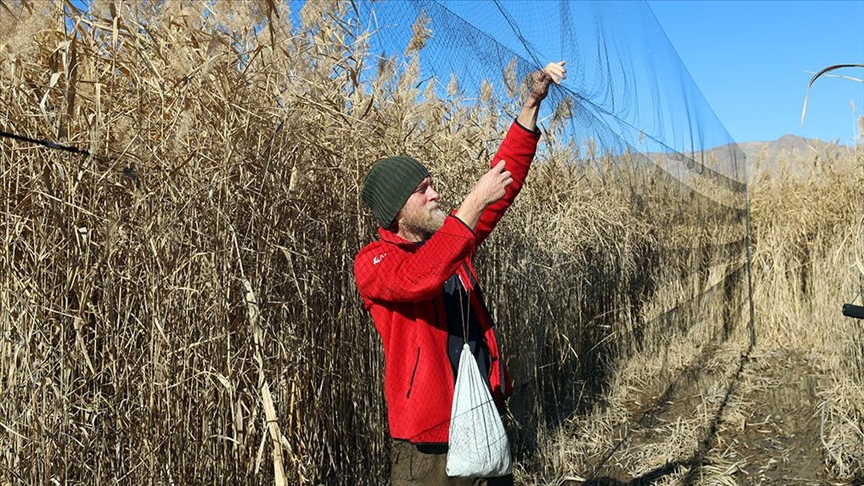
[
  {"xmin": 574, "ymin": 347, "xmax": 837, "ymax": 485},
  {"xmin": 712, "ymin": 349, "xmax": 832, "ymax": 485}
]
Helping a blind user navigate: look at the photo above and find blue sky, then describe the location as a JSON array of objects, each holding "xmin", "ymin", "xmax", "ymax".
[{"xmin": 648, "ymin": 0, "xmax": 864, "ymax": 144}]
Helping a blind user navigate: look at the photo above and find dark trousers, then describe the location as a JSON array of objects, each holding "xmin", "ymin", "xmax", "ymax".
[{"xmin": 390, "ymin": 440, "xmax": 514, "ymax": 486}]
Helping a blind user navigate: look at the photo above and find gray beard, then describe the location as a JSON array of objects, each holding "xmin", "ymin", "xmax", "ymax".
[{"xmin": 403, "ymin": 208, "xmax": 447, "ymax": 238}]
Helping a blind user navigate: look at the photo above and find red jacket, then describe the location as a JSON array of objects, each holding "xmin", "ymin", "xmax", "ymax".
[{"xmin": 354, "ymin": 121, "xmax": 540, "ymax": 444}]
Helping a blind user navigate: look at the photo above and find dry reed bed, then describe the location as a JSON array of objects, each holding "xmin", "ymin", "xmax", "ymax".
[
  {"xmin": 538, "ymin": 148, "xmax": 864, "ymax": 483},
  {"xmin": 1, "ymin": 2, "xmax": 752, "ymax": 484},
  {"xmin": 747, "ymin": 153, "xmax": 864, "ymax": 479}
]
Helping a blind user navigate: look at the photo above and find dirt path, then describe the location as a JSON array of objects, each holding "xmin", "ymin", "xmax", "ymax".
[
  {"xmin": 574, "ymin": 347, "xmax": 838, "ymax": 485},
  {"xmin": 718, "ymin": 349, "xmax": 832, "ymax": 485}
]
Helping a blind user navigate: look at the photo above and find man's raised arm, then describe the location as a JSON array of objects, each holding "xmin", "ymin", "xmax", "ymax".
[{"xmin": 467, "ymin": 61, "xmax": 568, "ymax": 243}]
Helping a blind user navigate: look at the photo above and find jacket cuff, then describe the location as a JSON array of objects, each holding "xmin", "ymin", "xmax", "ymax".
[
  {"xmin": 513, "ymin": 119, "xmax": 541, "ymax": 137},
  {"xmin": 447, "ymin": 214, "xmax": 478, "ymax": 240}
]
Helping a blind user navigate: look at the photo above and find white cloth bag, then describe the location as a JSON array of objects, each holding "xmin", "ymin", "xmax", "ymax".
[{"xmin": 446, "ymin": 343, "xmax": 512, "ymax": 477}]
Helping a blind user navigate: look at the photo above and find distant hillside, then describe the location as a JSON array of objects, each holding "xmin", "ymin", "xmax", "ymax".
[{"xmin": 740, "ymin": 135, "xmax": 856, "ymax": 180}]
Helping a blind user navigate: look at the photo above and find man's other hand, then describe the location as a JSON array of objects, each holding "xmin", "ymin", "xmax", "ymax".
[{"xmin": 455, "ymin": 160, "xmax": 513, "ymax": 229}]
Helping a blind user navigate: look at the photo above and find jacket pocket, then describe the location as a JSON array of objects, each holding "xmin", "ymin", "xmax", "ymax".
[{"xmin": 406, "ymin": 347, "xmax": 420, "ymax": 398}]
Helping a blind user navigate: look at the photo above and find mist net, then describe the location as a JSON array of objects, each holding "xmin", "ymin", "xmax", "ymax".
[{"xmin": 348, "ymin": 0, "xmax": 752, "ymax": 479}]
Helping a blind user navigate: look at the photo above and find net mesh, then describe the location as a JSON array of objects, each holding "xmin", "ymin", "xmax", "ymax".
[{"xmin": 349, "ymin": 0, "xmax": 752, "ymax": 468}]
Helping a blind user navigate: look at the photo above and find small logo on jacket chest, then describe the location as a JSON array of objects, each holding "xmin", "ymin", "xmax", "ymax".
[{"xmin": 373, "ymin": 253, "xmax": 387, "ymax": 265}]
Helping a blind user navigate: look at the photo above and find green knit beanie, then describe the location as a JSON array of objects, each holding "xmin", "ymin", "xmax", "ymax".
[{"xmin": 362, "ymin": 156, "xmax": 431, "ymax": 228}]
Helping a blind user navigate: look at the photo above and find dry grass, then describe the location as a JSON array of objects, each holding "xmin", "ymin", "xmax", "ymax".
[
  {"xmin": 747, "ymin": 145, "xmax": 864, "ymax": 480},
  {"xmin": 532, "ymin": 142, "xmax": 864, "ymax": 484}
]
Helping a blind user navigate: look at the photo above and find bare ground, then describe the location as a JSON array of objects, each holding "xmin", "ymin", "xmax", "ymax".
[
  {"xmin": 569, "ymin": 346, "xmax": 850, "ymax": 486},
  {"xmin": 724, "ymin": 349, "xmax": 831, "ymax": 485}
]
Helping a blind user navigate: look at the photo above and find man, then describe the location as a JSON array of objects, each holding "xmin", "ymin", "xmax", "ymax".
[{"xmin": 354, "ymin": 61, "xmax": 566, "ymax": 485}]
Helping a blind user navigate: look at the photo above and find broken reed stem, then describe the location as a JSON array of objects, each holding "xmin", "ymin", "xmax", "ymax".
[{"xmin": 262, "ymin": 382, "xmax": 288, "ymax": 486}]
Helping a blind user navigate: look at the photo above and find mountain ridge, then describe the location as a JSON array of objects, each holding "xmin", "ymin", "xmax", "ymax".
[{"xmin": 737, "ymin": 134, "xmax": 856, "ymax": 180}]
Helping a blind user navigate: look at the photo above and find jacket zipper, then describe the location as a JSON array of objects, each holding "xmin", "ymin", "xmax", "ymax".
[{"xmin": 406, "ymin": 347, "xmax": 420, "ymax": 398}]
